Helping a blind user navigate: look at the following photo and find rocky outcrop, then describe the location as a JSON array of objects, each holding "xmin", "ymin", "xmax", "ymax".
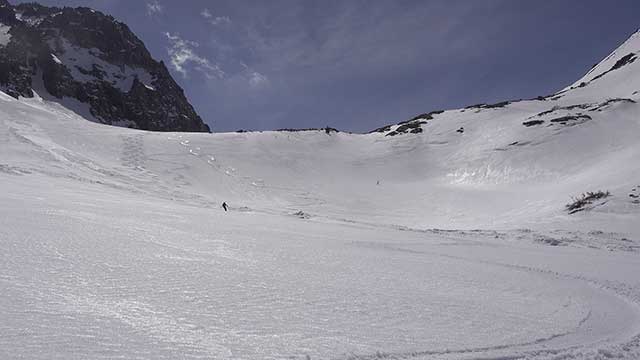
[{"xmin": 0, "ymin": 1, "xmax": 210, "ymax": 132}]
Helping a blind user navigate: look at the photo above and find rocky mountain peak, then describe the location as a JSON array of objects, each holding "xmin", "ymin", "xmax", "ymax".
[{"xmin": 0, "ymin": 1, "xmax": 210, "ymax": 132}]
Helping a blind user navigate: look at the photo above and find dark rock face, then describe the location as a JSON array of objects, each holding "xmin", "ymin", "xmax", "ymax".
[
  {"xmin": 389, "ymin": 120, "xmax": 426, "ymax": 136},
  {"xmin": 0, "ymin": 2, "xmax": 210, "ymax": 132},
  {"xmin": 522, "ymin": 120, "xmax": 544, "ymax": 127},
  {"xmin": 549, "ymin": 115, "xmax": 591, "ymax": 124},
  {"xmin": 370, "ymin": 110, "xmax": 443, "ymax": 136},
  {"xmin": 590, "ymin": 53, "xmax": 637, "ymax": 83},
  {"xmin": 370, "ymin": 110, "xmax": 442, "ymax": 136}
]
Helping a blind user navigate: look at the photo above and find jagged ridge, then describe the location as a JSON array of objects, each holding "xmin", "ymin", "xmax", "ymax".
[{"xmin": 0, "ymin": 0, "xmax": 210, "ymax": 132}]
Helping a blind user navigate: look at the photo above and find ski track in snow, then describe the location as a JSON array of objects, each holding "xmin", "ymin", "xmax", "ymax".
[
  {"xmin": 2, "ymin": 193, "xmax": 640, "ymax": 360},
  {"xmin": 344, "ymin": 237, "xmax": 640, "ymax": 359}
]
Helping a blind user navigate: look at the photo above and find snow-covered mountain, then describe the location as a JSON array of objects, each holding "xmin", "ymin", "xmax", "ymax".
[
  {"xmin": 359, "ymin": 28, "xmax": 640, "ymax": 231},
  {"xmin": 2, "ymin": 5, "xmax": 640, "ymax": 360},
  {"xmin": 0, "ymin": 0, "xmax": 209, "ymax": 132},
  {"xmin": 374, "ymin": 29, "xmax": 640, "ymax": 139}
]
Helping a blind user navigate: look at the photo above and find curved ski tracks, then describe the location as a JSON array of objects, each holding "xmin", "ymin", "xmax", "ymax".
[{"xmin": 329, "ymin": 237, "xmax": 640, "ymax": 360}]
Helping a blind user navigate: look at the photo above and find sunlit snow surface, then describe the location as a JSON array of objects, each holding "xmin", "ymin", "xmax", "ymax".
[
  {"xmin": 2, "ymin": 33, "xmax": 640, "ymax": 359},
  {"xmin": 0, "ymin": 24, "xmax": 11, "ymax": 47}
]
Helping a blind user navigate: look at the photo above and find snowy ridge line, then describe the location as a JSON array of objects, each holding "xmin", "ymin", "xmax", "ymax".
[{"xmin": 563, "ymin": 29, "xmax": 640, "ymax": 91}]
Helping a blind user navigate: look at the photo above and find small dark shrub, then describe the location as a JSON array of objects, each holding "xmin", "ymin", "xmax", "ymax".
[{"xmin": 566, "ymin": 191, "xmax": 611, "ymax": 214}]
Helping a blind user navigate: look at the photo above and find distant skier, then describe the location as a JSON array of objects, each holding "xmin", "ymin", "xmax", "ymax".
[{"xmin": 222, "ymin": 202, "xmax": 228, "ymax": 212}]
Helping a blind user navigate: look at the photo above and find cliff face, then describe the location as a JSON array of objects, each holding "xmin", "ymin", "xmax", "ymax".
[{"xmin": 0, "ymin": 1, "xmax": 210, "ymax": 132}]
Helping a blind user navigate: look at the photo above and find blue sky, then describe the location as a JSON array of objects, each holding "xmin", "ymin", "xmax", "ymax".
[{"xmin": 12, "ymin": 0, "xmax": 640, "ymax": 132}]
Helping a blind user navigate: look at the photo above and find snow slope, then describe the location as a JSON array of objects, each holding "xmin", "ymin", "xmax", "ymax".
[
  {"xmin": 1, "ymin": 30, "xmax": 640, "ymax": 360},
  {"xmin": 0, "ymin": 24, "xmax": 10, "ymax": 47}
]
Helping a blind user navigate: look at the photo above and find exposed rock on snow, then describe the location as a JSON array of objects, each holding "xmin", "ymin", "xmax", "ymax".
[
  {"xmin": 292, "ymin": 210, "xmax": 311, "ymax": 219},
  {"xmin": 590, "ymin": 52, "xmax": 638, "ymax": 82},
  {"xmin": 372, "ymin": 110, "xmax": 443, "ymax": 135},
  {"xmin": 549, "ymin": 114, "xmax": 592, "ymax": 124},
  {"xmin": 566, "ymin": 191, "xmax": 611, "ymax": 214},
  {"xmin": 523, "ymin": 119, "xmax": 545, "ymax": 127}
]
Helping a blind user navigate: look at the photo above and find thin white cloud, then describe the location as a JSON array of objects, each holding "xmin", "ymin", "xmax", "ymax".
[
  {"xmin": 146, "ymin": 1, "xmax": 163, "ymax": 16},
  {"xmin": 165, "ymin": 32, "xmax": 224, "ymax": 79},
  {"xmin": 211, "ymin": 16, "xmax": 231, "ymax": 26},
  {"xmin": 201, "ymin": 8, "xmax": 231, "ymax": 26},
  {"xmin": 239, "ymin": 63, "xmax": 269, "ymax": 89},
  {"xmin": 248, "ymin": 71, "xmax": 269, "ymax": 89}
]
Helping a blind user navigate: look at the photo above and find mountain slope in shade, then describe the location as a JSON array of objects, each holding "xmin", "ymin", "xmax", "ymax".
[{"xmin": 0, "ymin": 1, "xmax": 210, "ymax": 132}]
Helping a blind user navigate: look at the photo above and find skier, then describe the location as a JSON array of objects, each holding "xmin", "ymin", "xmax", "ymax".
[{"xmin": 222, "ymin": 202, "xmax": 228, "ymax": 212}]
